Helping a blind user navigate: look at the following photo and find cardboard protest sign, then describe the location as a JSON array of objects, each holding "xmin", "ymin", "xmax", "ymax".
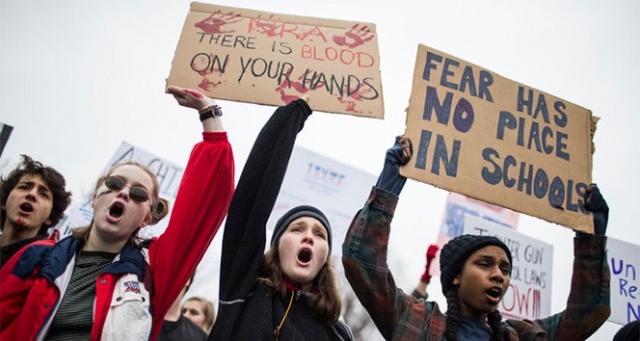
[
  {"xmin": 607, "ymin": 237, "xmax": 640, "ymax": 325},
  {"xmin": 464, "ymin": 214, "xmax": 553, "ymax": 320},
  {"xmin": 167, "ymin": 2, "xmax": 383, "ymax": 117},
  {"xmin": 267, "ymin": 146, "xmax": 376, "ymax": 257},
  {"xmin": 402, "ymin": 44, "xmax": 597, "ymax": 233},
  {"xmin": 54, "ymin": 141, "xmax": 184, "ymax": 239}
]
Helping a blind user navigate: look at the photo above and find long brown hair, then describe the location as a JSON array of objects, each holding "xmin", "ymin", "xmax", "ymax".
[
  {"xmin": 71, "ymin": 162, "xmax": 170, "ymax": 247},
  {"xmin": 260, "ymin": 244, "xmax": 342, "ymax": 325}
]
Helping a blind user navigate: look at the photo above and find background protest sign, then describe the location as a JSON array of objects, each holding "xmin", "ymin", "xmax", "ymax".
[
  {"xmin": 0, "ymin": 122, "xmax": 13, "ymax": 158},
  {"xmin": 431, "ymin": 192, "xmax": 520, "ymax": 276},
  {"xmin": 167, "ymin": 2, "xmax": 383, "ymax": 118},
  {"xmin": 607, "ymin": 237, "xmax": 640, "ymax": 325},
  {"xmin": 464, "ymin": 214, "xmax": 553, "ymax": 320},
  {"xmin": 266, "ymin": 146, "xmax": 376, "ymax": 257},
  {"xmin": 54, "ymin": 141, "xmax": 184, "ymax": 239},
  {"xmin": 401, "ymin": 44, "xmax": 597, "ymax": 233}
]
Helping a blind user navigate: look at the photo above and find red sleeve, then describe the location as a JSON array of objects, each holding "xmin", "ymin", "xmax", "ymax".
[
  {"xmin": 147, "ymin": 131, "xmax": 234, "ymax": 339},
  {"xmin": 0, "ymin": 240, "xmax": 53, "ymax": 336}
]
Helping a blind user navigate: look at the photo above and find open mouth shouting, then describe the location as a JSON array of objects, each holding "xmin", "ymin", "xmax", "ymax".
[
  {"xmin": 19, "ymin": 203, "xmax": 34, "ymax": 214},
  {"xmin": 297, "ymin": 247, "xmax": 313, "ymax": 266},
  {"xmin": 107, "ymin": 202, "xmax": 125, "ymax": 223},
  {"xmin": 486, "ymin": 286, "xmax": 503, "ymax": 304}
]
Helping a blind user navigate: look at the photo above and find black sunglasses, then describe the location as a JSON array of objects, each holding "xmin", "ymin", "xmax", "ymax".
[{"xmin": 103, "ymin": 176, "xmax": 150, "ymax": 203}]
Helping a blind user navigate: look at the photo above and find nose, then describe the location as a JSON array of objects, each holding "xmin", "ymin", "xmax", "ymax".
[
  {"xmin": 302, "ymin": 231, "xmax": 314, "ymax": 245},
  {"xmin": 116, "ymin": 185, "xmax": 132, "ymax": 200},
  {"xmin": 489, "ymin": 266, "xmax": 506, "ymax": 283},
  {"xmin": 25, "ymin": 187, "xmax": 39, "ymax": 201}
]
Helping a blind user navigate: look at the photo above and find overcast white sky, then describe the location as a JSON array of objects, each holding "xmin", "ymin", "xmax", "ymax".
[{"xmin": 2, "ymin": 1, "xmax": 638, "ymax": 339}]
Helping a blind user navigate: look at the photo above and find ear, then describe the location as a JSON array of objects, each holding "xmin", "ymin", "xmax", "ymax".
[
  {"xmin": 453, "ymin": 276, "xmax": 461, "ymax": 286},
  {"xmin": 139, "ymin": 211, "xmax": 152, "ymax": 228},
  {"xmin": 44, "ymin": 218, "xmax": 53, "ymax": 226}
]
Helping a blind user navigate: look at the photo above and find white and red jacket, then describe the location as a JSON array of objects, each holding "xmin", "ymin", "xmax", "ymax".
[{"xmin": 0, "ymin": 132, "xmax": 234, "ymax": 341}]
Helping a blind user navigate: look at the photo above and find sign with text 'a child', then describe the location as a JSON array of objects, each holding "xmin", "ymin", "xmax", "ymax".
[
  {"xmin": 464, "ymin": 214, "xmax": 553, "ymax": 321},
  {"xmin": 607, "ymin": 237, "xmax": 640, "ymax": 325},
  {"xmin": 167, "ymin": 2, "xmax": 383, "ymax": 118},
  {"xmin": 401, "ymin": 44, "xmax": 598, "ymax": 233}
]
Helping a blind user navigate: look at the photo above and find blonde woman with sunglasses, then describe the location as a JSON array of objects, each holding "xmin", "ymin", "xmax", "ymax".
[{"xmin": 0, "ymin": 86, "xmax": 234, "ymax": 341}]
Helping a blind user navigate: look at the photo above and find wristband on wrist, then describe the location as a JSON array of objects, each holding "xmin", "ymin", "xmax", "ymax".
[{"xmin": 199, "ymin": 104, "xmax": 223, "ymax": 121}]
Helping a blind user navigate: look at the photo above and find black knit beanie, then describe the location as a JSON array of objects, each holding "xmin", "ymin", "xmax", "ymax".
[
  {"xmin": 271, "ymin": 205, "xmax": 332, "ymax": 250},
  {"xmin": 440, "ymin": 234, "xmax": 513, "ymax": 295}
]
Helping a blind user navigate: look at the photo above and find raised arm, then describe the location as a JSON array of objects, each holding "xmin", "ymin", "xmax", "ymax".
[
  {"xmin": 343, "ymin": 136, "xmax": 427, "ymax": 340},
  {"xmin": 512, "ymin": 184, "xmax": 611, "ymax": 340},
  {"xmin": 148, "ymin": 86, "xmax": 235, "ymax": 340},
  {"xmin": 218, "ymin": 98, "xmax": 312, "ymax": 301}
]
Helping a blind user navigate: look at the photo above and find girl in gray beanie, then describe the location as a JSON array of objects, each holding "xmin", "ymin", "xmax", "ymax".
[{"xmin": 210, "ymin": 98, "xmax": 351, "ymax": 341}]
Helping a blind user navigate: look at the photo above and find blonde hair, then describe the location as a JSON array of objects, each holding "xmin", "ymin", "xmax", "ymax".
[
  {"xmin": 72, "ymin": 162, "xmax": 170, "ymax": 247},
  {"xmin": 184, "ymin": 296, "xmax": 216, "ymax": 333}
]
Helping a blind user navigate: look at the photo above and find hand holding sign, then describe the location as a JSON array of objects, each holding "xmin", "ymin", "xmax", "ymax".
[
  {"xmin": 375, "ymin": 136, "xmax": 412, "ymax": 195},
  {"xmin": 167, "ymin": 86, "xmax": 214, "ymax": 110},
  {"xmin": 584, "ymin": 184, "xmax": 609, "ymax": 236}
]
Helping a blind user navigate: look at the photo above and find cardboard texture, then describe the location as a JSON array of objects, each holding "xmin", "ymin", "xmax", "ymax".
[
  {"xmin": 402, "ymin": 44, "xmax": 596, "ymax": 233},
  {"xmin": 167, "ymin": 2, "xmax": 384, "ymax": 117}
]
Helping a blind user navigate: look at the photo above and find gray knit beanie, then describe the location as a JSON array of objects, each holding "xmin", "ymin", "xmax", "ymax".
[
  {"xmin": 271, "ymin": 205, "xmax": 332, "ymax": 250},
  {"xmin": 440, "ymin": 234, "xmax": 513, "ymax": 295}
]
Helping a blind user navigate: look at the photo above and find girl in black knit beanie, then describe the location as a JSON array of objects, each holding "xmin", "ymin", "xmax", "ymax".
[
  {"xmin": 342, "ymin": 135, "xmax": 611, "ymax": 341},
  {"xmin": 439, "ymin": 234, "xmax": 513, "ymax": 341}
]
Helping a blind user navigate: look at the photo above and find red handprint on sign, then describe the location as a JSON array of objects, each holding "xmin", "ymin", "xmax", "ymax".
[
  {"xmin": 332, "ymin": 24, "xmax": 375, "ymax": 49},
  {"xmin": 275, "ymin": 69, "xmax": 314, "ymax": 104},
  {"xmin": 195, "ymin": 11, "xmax": 242, "ymax": 33},
  {"xmin": 191, "ymin": 53, "xmax": 225, "ymax": 91}
]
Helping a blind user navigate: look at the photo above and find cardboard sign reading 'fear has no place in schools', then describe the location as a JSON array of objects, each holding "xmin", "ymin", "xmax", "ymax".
[
  {"xmin": 402, "ymin": 44, "xmax": 598, "ymax": 233},
  {"xmin": 167, "ymin": 2, "xmax": 384, "ymax": 118}
]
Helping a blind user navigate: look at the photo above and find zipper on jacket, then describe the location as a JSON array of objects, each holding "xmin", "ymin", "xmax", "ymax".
[{"xmin": 35, "ymin": 274, "xmax": 62, "ymax": 340}]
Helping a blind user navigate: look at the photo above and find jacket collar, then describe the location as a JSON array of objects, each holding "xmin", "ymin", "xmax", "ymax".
[{"xmin": 38, "ymin": 237, "xmax": 147, "ymax": 280}]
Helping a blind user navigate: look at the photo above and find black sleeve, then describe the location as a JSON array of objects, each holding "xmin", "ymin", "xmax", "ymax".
[{"xmin": 218, "ymin": 99, "xmax": 312, "ymax": 299}]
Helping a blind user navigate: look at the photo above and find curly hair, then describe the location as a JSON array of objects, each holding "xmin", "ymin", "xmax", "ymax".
[{"xmin": 1, "ymin": 155, "xmax": 71, "ymax": 235}]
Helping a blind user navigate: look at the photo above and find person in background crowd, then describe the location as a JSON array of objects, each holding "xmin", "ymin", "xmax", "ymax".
[
  {"xmin": 0, "ymin": 86, "xmax": 234, "ymax": 341},
  {"xmin": 613, "ymin": 320, "xmax": 639, "ymax": 341},
  {"xmin": 342, "ymin": 135, "xmax": 610, "ymax": 340},
  {"xmin": 0, "ymin": 155, "xmax": 71, "ymax": 268},
  {"xmin": 159, "ymin": 272, "xmax": 208, "ymax": 341},
  {"xmin": 411, "ymin": 244, "xmax": 439, "ymax": 300},
  {"xmin": 210, "ymin": 96, "xmax": 352, "ymax": 340},
  {"xmin": 182, "ymin": 296, "xmax": 216, "ymax": 334}
]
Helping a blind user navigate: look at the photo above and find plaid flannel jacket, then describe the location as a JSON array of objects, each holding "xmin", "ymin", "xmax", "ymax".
[{"xmin": 342, "ymin": 187, "xmax": 610, "ymax": 341}]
